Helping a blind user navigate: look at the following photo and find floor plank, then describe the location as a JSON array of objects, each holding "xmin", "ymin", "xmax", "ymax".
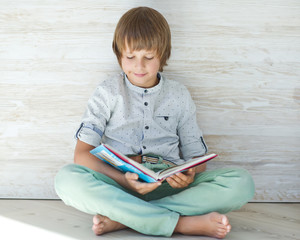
[{"xmin": 0, "ymin": 200, "xmax": 299, "ymax": 240}]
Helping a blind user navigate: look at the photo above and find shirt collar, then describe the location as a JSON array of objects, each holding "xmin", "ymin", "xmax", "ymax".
[{"xmin": 123, "ymin": 72, "xmax": 163, "ymax": 94}]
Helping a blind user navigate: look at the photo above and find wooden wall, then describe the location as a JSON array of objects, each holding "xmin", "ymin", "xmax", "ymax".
[{"xmin": 0, "ymin": 0, "xmax": 299, "ymax": 201}]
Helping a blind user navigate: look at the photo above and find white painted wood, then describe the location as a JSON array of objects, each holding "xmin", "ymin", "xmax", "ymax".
[
  {"xmin": 0, "ymin": 0, "xmax": 299, "ymax": 201},
  {"xmin": 0, "ymin": 200, "xmax": 299, "ymax": 239}
]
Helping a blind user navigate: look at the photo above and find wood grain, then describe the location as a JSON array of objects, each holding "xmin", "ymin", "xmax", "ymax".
[
  {"xmin": 0, "ymin": 0, "xmax": 299, "ymax": 201},
  {"xmin": 0, "ymin": 200, "xmax": 299, "ymax": 239}
]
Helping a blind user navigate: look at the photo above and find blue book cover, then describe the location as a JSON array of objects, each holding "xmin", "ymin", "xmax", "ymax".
[{"xmin": 90, "ymin": 145, "xmax": 157, "ymax": 183}]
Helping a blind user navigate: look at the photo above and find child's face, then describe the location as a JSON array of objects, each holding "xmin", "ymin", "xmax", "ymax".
[{"xmin": 121, "ymin": 46, "xmax": 160, "ymax": 88}]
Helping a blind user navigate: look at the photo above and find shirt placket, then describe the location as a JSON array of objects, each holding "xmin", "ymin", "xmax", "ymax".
[{"xmin": 141, "ymin": 89, "xmax": 151, "ymax": 154}]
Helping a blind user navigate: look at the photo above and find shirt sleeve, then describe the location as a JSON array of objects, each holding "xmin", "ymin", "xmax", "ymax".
[
  {"xmin": 75, "ymin": 84, "xmax": 111, "ymax": 147},
  {"xmin": 177, "ymin": 86, "xmax": 208, "ymax": 160}
]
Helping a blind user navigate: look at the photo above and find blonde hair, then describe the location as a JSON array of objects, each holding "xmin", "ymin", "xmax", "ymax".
[{"xmin": 112, "ymin": 7, "xmax": 171, "ymax": 72}]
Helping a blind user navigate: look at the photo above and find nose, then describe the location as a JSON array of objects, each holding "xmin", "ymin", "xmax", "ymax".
[{"xmin": 135, "ymin": 58, "xmax": 145, "ymax": 69}]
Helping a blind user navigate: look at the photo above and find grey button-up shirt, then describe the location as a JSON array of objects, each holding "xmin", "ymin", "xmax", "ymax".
[{"xmin": 76, "ymin": 72, "xmax": 207, "ymax": 165}]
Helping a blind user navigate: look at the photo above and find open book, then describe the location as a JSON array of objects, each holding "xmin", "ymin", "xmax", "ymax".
[{"xmin": 90, "ymin": 144, "xmax": 217, "ymax": 183}]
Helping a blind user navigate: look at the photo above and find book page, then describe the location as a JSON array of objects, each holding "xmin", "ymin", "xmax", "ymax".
[{"xmin": 158, "ymin": 154, "xmax": 217, "ymax": 179}]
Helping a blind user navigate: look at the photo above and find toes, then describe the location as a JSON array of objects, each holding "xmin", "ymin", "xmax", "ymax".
[
  {"xmin": 93, "ymin": 215, "xmax": 101, "ymax": 225},
  {"xmin": 92, "ymin": 223, "xmax": 104, "ymax": 235},
  {"xmin": 212, "ymin": 212, "xmax": 229, "ymax": 226},
  {"xmin": 221, "ymin": 215, "xmax": 229, "ymax": 226},
  {"xmin": 217, "ymin": 223, "xmax": 231, "ymax": 238},
  {"xmin": 92, "ymin": 215, "xmax": 105, "ymax": 235},
  {"xmin": 92, "ymin": 224, "xmax": 97, "ymax": 232},
  {"xmin": 227, "ymin": 224, "xmax": 231, "ymax": 232},
  {"xmin": 216, "ymin": 232, "xmax": 227, "ymax": 239},
  {"xmin": 216, "ymin": 227, "xmax": 229, "ymax": 239}
]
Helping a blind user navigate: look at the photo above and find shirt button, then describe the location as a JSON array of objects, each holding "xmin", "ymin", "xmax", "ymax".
[
  {"xmin": 145, "ymin": 126, "xmax": 149, "ymax": 130},
  {"xmin": 144, "ymin": 102, "xmax": 148, "ymax": 106},
  {"xmin": 143, "ymin": 146, "xmax": 146, "ymax": 149},
  {"xmin": 144, "ymin": 89, "xmax": 148, "ymax": 93}
]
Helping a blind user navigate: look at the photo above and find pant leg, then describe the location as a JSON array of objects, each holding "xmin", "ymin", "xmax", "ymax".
[
  {"xmin": 150, "ymin": 168, "xmax": 255, "ymax": 215},
  {"xmin": 54, "ymin": 164, "xmax": 179, "ymax": 237}
]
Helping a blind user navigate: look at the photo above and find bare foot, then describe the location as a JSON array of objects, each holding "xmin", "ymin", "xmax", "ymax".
[
  {"xmin": 92, "ymin": 214, "xmax": 127, "ymax": 235},
  {"xmin": 174, "ymin": 212, "xmax": 231, "ymax": 239}
]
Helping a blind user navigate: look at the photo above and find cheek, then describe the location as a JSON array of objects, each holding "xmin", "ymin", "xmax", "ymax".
[
  {"xmin": 121, "ymin": 59, "xmax": 130, "ymax": 71},
  {"xmin": 150, "ymin": 60, "xmax": 161, "ymax": 71}
]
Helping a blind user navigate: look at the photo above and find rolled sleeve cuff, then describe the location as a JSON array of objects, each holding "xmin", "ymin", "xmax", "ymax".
[
  {"xmin": 181, "ymin": 137, "xmax": 208, "ymax": 160},
  {"xmin": 75, "ymin": 123, "xmax": 103, "ymax": 147}
]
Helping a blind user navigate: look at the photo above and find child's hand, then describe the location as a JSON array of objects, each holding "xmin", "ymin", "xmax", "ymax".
[
  {"xmin": 124, "ymin": 172, "xmax": 161, "ymax": 195},
  {"xmin": 166, "ymin": 168, "xmax": 196, "ymax": 188}
]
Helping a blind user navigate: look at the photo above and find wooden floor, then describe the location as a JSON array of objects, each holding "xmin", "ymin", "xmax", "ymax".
[{"xmin": 0, "ymin": 200, "xmax": 299, "ymax": 240}]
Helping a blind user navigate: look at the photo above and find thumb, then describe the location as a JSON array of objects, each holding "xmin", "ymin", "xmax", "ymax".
[
  {"xmin": 125, "ymin": 172, "xmax": 139, "ymax": 180},
  {"xmin": 186, "ymin": 168, "xmax": 195, "ymax": 175}
]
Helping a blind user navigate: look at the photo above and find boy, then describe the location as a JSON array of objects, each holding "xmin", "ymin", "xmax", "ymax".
[{"xmin": 55, "ymin": 7, "xmax": 255, "ymax": 238}]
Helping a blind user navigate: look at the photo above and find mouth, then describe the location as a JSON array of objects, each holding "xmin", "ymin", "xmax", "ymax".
[{"xmin": 134, "ymin": 73, "xmax": 147, "ymax": 77}]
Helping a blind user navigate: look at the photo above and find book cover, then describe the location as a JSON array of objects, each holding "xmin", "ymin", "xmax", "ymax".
[{"xmin": 90, "ymin": 144, "xmax": 217, "ymax": 183}]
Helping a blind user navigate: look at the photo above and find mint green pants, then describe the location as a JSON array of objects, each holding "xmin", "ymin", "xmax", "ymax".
[{"xmin": 55, "ymin": 163, "xmax": 255, "ymax": 237}]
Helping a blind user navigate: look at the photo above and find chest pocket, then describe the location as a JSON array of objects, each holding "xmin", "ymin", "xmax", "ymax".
[{"xmin": 154, "ymin": 113, "xmax": 178, "ymax": 133}]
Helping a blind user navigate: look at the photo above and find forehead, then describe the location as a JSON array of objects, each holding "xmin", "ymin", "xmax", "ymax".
[
  {"xmin": 123, "ymin": 40, "xmax": 157, "ymax": 54},
  {"xmin": 123, "ymin": 48, "xmax": 156, "ymax": 55}
]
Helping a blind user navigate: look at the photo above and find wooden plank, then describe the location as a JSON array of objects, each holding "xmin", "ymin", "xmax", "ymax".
[
  {"xmin": 0, "ymin": 200, "xmax": 299, "ymax": 239},
  {"xmin": 205, "ymin": 135, "xmax": 300, "ymax": 202},
  {"xmin": 0, "ymin": 0, "xmax": 299, "ymax": 201}
]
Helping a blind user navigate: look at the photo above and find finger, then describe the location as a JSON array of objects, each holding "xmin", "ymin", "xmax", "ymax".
[
  {"xmin": 178, "ymin": 170, "xmax": 195, "ymax": 182},
  {"xmin": 185, "ymin": 168, "xmax": 196, "ymax": 176},
  {"xmin": 138, "ymin": 181, "xmax": 161, "ymax": 194},
  {"xmin": 141, "ymin": 181, "xmax": 161, "ymax": 187},
  {"xmin": 135, "ymin": 179, "xmax": 161, "ymax": 188},
  {"xmin": 184, "ymin": 170, "xmax": 195, "ymax": 183},
  {"xmin": 166, "ymin": 177, "xmax": 180, "ymax": 188},
  {"xmin": 175, "ymin": 172, "xmax": 189, "ymax": 182},
  {"xmin": 171, "ymin": 174, "xmax": 185, "ymax": 183},
  {"xmin": 167, "ymin": 176, "xmax": 185, "ymax": 188},
  {"xmin": 168, "ymin": 173, "xmax": 193, "ymax": 188},
  {"xmin": 147, "ymin": 181, "xmax": 161, "ymax": 190},
  {"xmin": 172, "ymin": 172, "xmax": 192, "ymax": 186}
]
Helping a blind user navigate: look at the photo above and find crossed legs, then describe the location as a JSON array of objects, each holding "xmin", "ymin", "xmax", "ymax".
[{"xmin": 55, "ymin": 164, "xmax": 254, "ymax": 238}]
